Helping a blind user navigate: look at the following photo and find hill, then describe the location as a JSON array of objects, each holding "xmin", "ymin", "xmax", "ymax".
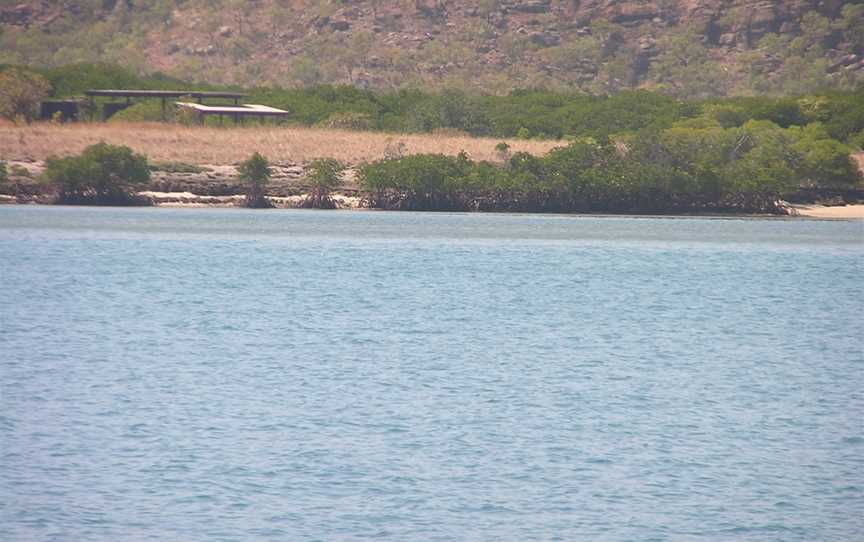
[{"xmin": 1, "ymin": 0, "xmax": 862, "ymax": 96}]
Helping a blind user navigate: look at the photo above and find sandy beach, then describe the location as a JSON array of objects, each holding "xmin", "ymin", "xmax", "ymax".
[{"xmin": 789, "ymin": 204, "xmax": 864, "ymax": 219}]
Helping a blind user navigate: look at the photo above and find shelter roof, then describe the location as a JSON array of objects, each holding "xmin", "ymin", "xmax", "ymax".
[{"xmin": 85, "ymin": 90, "xmax": 246, "ymax": 99}]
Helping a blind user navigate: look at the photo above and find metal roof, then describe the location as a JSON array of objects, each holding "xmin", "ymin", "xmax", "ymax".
[
  {"xmin": 176, "ymin": 102, "xmax": 290, "ymax": 116},
  {"xmin": 85, "ymin": 90, "xmax": 246, "ymax": 99}
]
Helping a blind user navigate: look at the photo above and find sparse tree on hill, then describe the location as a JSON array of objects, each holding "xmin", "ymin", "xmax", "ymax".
[{"xmin": 0, "ymin": 68, "xmax": 51, "ymax": 124}]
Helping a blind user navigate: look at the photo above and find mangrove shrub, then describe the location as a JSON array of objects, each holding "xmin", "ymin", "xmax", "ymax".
[
  {"xmin": 42, "ymin": 143, "xmax": 151, "ymax": 204},
  {"xmin": 303, "ymin": 158, "xmax": 344, "ymax": 209},
  {"xmin": 358, "ymin": 119, "xmax": 861, "ymax": 214},
  {"xmin": 238, "ymin": 152, "xmax": 272, "ymax": 208}
]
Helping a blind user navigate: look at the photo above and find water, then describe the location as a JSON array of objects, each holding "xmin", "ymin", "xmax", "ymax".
[{"xmin": 1, "ymin": 206, "xmax": 862, "ymax": 541}]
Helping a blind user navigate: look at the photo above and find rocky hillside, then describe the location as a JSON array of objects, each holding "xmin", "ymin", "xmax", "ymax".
[{"xmin": 1, "ymin": 0, "xmax": 862, "ymax": 95}]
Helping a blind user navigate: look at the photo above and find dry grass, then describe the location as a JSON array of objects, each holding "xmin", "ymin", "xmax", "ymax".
[{"xmin": 0, "ymin": 121, "xmax": 563, "ymax": 165}]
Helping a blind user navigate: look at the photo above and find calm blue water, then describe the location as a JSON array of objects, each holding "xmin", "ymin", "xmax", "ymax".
[{"xmin": 1, "ymin": 206, "xmax": 863, "ymax": 541}]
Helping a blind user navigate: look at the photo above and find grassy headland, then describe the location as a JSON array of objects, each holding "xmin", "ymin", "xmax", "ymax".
[{"xmin": 0, "ymin": 121, "xmax": 562, "ymax": 165}]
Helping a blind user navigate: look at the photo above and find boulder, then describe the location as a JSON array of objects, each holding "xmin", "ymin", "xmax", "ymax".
[
  {"xmin": 718, "ymin": 33, "xmax": 736, "ymax": 46},
  {"xmin": 311, "ymin": 15, "xmax": 330, "ymax": 28},
  {"xmin": 745, "ymin": 1, "xmax": 779, "ymax": 44},
  {"xmin": 511, "ymin": 1, "xmax": 551, "ymax": 14},
  {"xmin": 530, "ymin": 32, "xmax": 561, "ymax": 47},
  {"xmin": 610, "ymin": 2, "xmax": 659, "ymax": 25},
  {"xmin": 0, "ymin": 3, "xmax": 32, "ymax": 25}
]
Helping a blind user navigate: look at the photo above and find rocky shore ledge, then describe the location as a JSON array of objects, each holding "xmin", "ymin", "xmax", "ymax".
[{"xmin": 0, "ymin": 159, "xmax": 364, "ymax": 208}]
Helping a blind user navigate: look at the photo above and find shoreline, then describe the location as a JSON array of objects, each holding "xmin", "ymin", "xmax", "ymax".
[
  {"xmin": 784, "ymin": 203, "xmax": 864, "ymax": 219},
  {"xmin": 3, "ymin": 194, "xmax": 863, "ymax": 220},
  {"xmin": 3, "ymin": 159, "xmax": 863, "ymax": 219},
  {"xmin": 133, "ymin": 196, "xmax": 864, "ymax": 219}
]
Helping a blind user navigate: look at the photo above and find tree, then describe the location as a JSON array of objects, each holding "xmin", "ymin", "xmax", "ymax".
[
  {"xmin": 42, "ymin": 143, "xmax": 150, "ymax": 204},
  {"xmin": 793, "ymin": 137, "xmax": 861, "ymax": 188},
  {"xmin": 238, "ymin": 152, "xmax": 271, "ymax": 208},
  {"xmin": 407, "ymin": 90, "xmax": 491, "ymax": 136},
  {"xmin": 835, "ymin": 4, "xmax": 864, "ymax": 51},
  {"xmin": 0, "ymin": 68, "xmax": 51, "ymax": 123},
  {"xmin": 723, "ymin": 121, "xmax": 800, "ymax": 211}
]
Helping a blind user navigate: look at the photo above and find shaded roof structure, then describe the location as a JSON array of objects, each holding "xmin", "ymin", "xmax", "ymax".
[
  {"xmin": 84, "ymin": 89, "xmax": 247, "ymax": 121},
  {"xmin": 85, "ymin": 90, "xmax": 246, "ymax": 100},
  {"xmin": 176, "ymin": 102, "xmax": 290, "ymax": 124}
]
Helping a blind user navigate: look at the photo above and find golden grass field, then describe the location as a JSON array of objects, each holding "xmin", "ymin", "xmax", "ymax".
[{"xmin": 0, "ymin": 121, "xmax": 564, "ymax": 165}]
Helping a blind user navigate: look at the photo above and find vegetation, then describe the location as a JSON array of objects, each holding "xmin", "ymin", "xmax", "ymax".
[
  {"xmin": 0, "ymin": 1, "xmax": 861, "ymax": 95},
  {"xmin": 42, "ymin": 142, "xmax": 151, "ymax": 204},
  {"xmin": 0, "ymin": 67, "xmax": 51, "ymax": 123},
  {"xmin": 0, "ymin": 121, "xmax": 558, "ymax": 166},
  {"xmin": 359, "ymin": 120, "xmax": 861, "ymax": 214},
  {"xmin": 149, "ymin": 161, "xmax": 209, "ymax": 174},
  {"xmin": 238, "ymin": 152, "xmax": 271, "ymax": 208},
  {"xmin": 9, "ymin": 63, "xmax": 863, "ymax": 149},
  {"xmin": 303, "ymin": 158, "xmax": 344, "ymax": 209},
  {"xmin": 0, "ymin": 160, "xmax": 7, "ymax": 189},
  {"xmin": 0, "ymin": 62, "xmax": 860, "ymax": 213},
  {"xmin": 9, "ymin": 164, "xmax": 32, "ymax": 178}
]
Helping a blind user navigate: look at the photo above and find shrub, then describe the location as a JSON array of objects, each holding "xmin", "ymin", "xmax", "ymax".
[
  {"xmin": 358, "ymin": 152, "xmax": 478, "ymax": 210},
  {"xmin": 317, "ymin": 112, "xmax": 374, "ymax": 131},
  {"xmin": 849, "ymin": 129, "xmax": 864, "ymax": 151},
  {"xmin": 42, "ymin": 143, "xmax": 151, "ymax": 205},
  {"xmin": 238, "ymin": 152, "xmax": 271, "ymax": 208},
  {"xmin": 303, "ymin": 158, "xmax": 344, "ymax": 209},
  {"xmin": 0, "ymin": 161, "xmax": 7, "ymax": 188},
  {"xmin": 356, "ymin": 120, "xmax": 856, "ymax": 214},
  {"xmin": 495, "ymin": 141, "xmax": 511, "ymax": 162},
  {"xmin": 10, "ymin": 164, "xmax": 32, "ymax": 178},
  {"xmin": 109, "ymin": 100, "xmax": 173, "ymax": 123}
]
